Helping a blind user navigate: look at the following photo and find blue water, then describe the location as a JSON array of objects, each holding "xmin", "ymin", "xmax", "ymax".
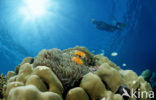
[{"xmin": 0, "ymin": 0, "xmax": 156, "ymax": 74}]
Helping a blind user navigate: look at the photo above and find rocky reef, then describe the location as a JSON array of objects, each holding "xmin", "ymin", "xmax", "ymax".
[{"xmin": 0, "ymin": 46, "xmax": 154, "ymax": 100}]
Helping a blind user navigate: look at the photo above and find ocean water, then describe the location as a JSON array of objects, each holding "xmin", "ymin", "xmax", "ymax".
[{"xmin": 0, "ymin": 0, "xmax": 156, "ymax": 75}]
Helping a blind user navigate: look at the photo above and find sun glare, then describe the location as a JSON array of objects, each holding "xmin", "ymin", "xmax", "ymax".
[
  {"xmin": 20, "ymin": 0, "xmax": 50, "ymax": 20},
  {"xmin": 26, "ymin": 0, "xmax": 46, "ymax": 15}
]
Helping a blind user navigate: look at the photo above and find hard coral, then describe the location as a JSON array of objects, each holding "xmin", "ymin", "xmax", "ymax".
[
  {"xmin": 14, "ymin": 57, "xmax": 34, "ymax": 74},
  {"xmin": 8, "ymin": 85, "xmax": 62, "ymax": 100},
  {"xmin": 66, "ymin": 87, "xmax": 89, "ymax": 100},
  {"xmin": 96, "ymin": 63, "xmax": 123, "ymax": 93},
  {"xmin": 94, "ymin": 54, "xmax": 120, "ymax": 70},
  {"xmin": 6, "ymin": 64, "xmax": 64, "ymax": 100}
]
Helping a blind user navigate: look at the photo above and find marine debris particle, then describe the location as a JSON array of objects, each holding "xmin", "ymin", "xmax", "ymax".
[
  {"xmin": 72, "ymin": 56, "xmax": 83, "ymax": 65},
  {"xmin": 111, "ymin": 52, "xmax": 118, "ymax": 56}
]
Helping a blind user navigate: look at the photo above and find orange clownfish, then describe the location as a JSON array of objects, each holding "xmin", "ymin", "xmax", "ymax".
[
  {"xmin": 74, "ymin": 51, "xmax": 86, "ymax": 58},
  {"xmin": 72, "ymin": 57, "xmax": 83, "ymax": 65}
]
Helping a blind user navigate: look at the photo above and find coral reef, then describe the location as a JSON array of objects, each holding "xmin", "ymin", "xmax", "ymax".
[{"xmin": 0, "ymin": 46, "xmax": 154, "ymax": 100}]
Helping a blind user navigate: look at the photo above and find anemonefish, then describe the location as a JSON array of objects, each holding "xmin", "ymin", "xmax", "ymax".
[
  {"xmin": 74, "ymin": 50, "xmax": 86, "ymax": 58},
  {"xmin": 72, "ymin": 57, "xmax": 83, "ymax": 65}
]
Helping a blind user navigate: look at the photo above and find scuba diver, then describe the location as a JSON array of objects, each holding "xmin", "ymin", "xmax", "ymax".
[{"xmin": 91, "ymin": 19, "xmax": 126, "ymax": 32}]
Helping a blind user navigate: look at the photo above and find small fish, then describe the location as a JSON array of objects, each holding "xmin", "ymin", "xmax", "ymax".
[
  {"xmin": 74, "ymin": 50, "xmax": 86, "ymax": 58},
  {"xmin": 72, "ymin": 57, "xmax": 83, "ymax": 65},
  {"xmin": 111, "ymin": 52, "xmax": 118, "ymax": 56},
  {"xmin": 122, "ymin": 63, "xmax": 127, "ymax": 67},
  {"xmin": 100, "ymin": 53, "xmax": 104, "ymax": 56}
]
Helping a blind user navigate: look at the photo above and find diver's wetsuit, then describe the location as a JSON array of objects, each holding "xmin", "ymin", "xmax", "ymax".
[{"xmin": 92, "ymin": 20, "xmax": 123, "ymax": 32}]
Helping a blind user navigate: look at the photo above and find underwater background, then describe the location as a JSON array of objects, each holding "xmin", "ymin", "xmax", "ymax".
[{"xmin": 0, "ymin": 0, "xmax": 156, "ymax": 75}]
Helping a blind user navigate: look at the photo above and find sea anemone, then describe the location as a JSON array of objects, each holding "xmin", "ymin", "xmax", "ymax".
[{"xmin": 33, "ymin": 49, "xmax": 89, "ymax": 92}]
